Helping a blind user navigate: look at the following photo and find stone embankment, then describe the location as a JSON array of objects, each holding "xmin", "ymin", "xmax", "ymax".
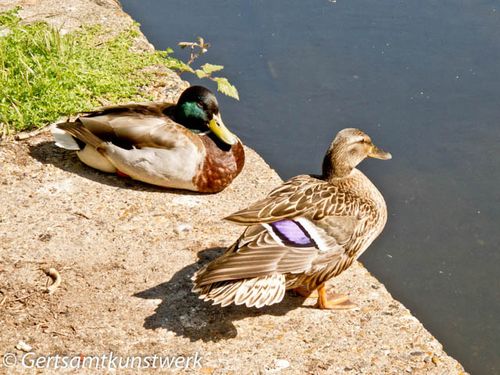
[{"xmin": 0, "ymin": 1, "xmax": 466, "ymax": 373}]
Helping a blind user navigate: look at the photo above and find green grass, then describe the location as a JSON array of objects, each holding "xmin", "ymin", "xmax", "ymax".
[{"xmin": 0, "ymin": 8, "xmax": 189, "ymax": 135}]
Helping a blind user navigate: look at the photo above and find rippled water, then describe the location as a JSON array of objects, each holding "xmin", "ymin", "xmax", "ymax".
[{"xmin": 121, "ymin": 1, "xmax": 500, "ymax": 373}]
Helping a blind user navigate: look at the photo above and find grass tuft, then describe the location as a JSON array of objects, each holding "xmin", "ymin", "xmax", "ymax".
[{"xmin": 0, "ymin": 8, "xmax": 187, "ymax": 135}]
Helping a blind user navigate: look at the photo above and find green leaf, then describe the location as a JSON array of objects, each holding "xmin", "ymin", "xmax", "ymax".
[
  {"xmin": 195, "ymin": 69, "xmax": 208, "ymax": 79},
  {"xmin": 165, "ymin": 58, "xmax": 193, "ymax": 73},
  {"xmin": 212, "ymin": 77, "xmax": 239, "ymax": 100},
  {"xmin": 200, "ymin": 63, "xmax": 224, "ymax": 75}
]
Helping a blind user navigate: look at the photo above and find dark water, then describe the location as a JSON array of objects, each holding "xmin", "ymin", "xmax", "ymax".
[{"xmin": 121, "ymin": 1, "xmax": 500, "ymax": 373}]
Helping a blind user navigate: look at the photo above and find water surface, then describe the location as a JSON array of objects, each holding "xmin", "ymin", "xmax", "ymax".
[{"xmin": 121, "ymin": 1, "xmax": 500, "ymax": 373}]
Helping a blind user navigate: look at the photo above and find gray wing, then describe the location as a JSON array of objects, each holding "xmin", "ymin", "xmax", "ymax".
[{"xmin": 77, "ymin": 103, "xmax": 202, "ymax": 150}]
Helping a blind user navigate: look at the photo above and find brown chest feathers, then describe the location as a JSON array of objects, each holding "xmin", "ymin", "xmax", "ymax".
[{"xmin": 193, "ymin": 136, "xmax": 245, "ymax": 193}]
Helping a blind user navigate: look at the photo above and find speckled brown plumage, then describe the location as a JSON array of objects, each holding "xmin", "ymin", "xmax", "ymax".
[{"xmin": 192, "ymin": 128, "xmax": 391, "ymax": 309}]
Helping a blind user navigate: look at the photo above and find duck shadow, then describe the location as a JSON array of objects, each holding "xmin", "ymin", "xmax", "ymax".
[
  {"xmin": 134, "ymin": 247, "xmax": 308, "ymax": 342},
  {"xmin": 29, "ymin": 141, "xmax": 201, "ymax": 194}
]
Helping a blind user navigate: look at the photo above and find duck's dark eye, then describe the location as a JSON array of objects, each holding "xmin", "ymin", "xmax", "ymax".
[{"xmin": 196, "ymin": 102, "xmax": 203, "ymax": 109}]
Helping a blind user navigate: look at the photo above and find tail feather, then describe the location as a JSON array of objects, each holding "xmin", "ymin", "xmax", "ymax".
[
  {"xmin": 55, "ymin": 121, "xmax": 105, "ymax": 149},
  {"xmin": 50, "ymin": 123, "xmax": 80, "ymax": 150},
  {"xmin": 192, "ymin": 272, "xmax": 286, "ymax": 308}
]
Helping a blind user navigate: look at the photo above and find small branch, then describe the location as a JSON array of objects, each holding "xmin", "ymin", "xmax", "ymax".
[
  {"xmin": 12, "ymin": 292, "xmax": 36, "ymax": 303},
  {"xmin": 0, "ymin": 290, "xmax": 7, "ymax": 306},
  {"xmin": 43, "ymin": 268, "xmax": 62, "ymax": 295},
  {"xmin": 73, "ymin": 211, "xmax": 91, "ymax": 220},
  {"xmin": 178, "ymin": 37, "xmax": 210, "ymax": 65},
  {"xmin": 14, "ymin": 127, "xmax": 50, "ymax": 140},
  {"xmin": 47, "ymin": 330, "xmax": 71, "ymax": 337}
]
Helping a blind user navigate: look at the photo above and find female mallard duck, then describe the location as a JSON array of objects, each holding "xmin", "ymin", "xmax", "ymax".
[
  {"xmin": 51, "ymin": 86, "xmax": 244, "ymax": 193},
  {"xmin": 192, "ymin": 128, "xmax": 391, "ymax": 309}
]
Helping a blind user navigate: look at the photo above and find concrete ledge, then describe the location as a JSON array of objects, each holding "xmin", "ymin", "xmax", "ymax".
[{"xmin": 0, "ymin": 1, "xmax": 466, "ymax": 373}]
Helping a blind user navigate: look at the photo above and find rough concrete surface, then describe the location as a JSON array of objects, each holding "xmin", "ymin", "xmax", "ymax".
[{"xmin": 0, "ymin": 1, "xmax": 467, "ymax": 374}]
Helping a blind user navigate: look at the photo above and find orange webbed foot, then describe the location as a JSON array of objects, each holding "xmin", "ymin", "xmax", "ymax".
[{"xmin": 315, "ymin": 283, "xmax": 357, "ymax": 310}]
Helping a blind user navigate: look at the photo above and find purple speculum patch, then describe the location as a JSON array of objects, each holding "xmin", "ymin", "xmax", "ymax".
[{"xmin": 269, "ymin": 219, "xmax": 316, "ymax": 247}]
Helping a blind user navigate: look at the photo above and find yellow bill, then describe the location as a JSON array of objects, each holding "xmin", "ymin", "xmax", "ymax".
[
  {"xmin": 368, "ymin": 144, "xmax": 392, "ymax": 160},
  {"xmin": 208, "ymin": 113, "xmax": 238, "ymax": 145}
]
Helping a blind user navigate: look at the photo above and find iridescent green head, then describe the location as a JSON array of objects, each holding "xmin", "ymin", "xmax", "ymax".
[{"xmin": 175, "ymin": 86, "xmax": 237, "ymax": 145}]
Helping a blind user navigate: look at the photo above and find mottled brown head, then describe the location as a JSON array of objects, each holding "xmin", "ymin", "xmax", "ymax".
[{"xmin": 322, "ymin": 128, "xmax": 391, "ymax": 180}]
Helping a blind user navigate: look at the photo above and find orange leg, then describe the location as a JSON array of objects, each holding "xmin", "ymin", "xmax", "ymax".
[{"xmin": 315, "ymin": 283, "xmax": 356, "ymax": 310}]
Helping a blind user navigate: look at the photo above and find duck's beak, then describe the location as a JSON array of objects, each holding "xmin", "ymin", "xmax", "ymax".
[
  {"xmin": 369, "ymin": 144, "xmax": 392, "ymax": 160},
  {"xmin": 208, "ymin": 113, "xmax": 238, "ymax": 145}
]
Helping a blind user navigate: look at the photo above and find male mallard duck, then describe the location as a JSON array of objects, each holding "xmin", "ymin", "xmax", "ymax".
[
  {"xmin": 51, "ymin": 86, "xmax": 244, "ymax": 193},
  {"xmin": 192, "ymin": 128, "xmax": 391, "ymax": 309}
]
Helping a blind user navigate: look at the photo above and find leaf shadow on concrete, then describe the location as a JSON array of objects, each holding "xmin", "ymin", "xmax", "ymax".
[
  {"xmin": 29, "ymin": 141, "xmax": 199, "ymax": 194},
  {"xmin": 135, "ymin": 247, "xmax": 308, "ymax": 342}
]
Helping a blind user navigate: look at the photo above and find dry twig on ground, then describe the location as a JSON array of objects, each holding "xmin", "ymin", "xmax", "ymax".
[{"xmin": 43, "ymin": 268, "xmax": 62, "ymax": 294}]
